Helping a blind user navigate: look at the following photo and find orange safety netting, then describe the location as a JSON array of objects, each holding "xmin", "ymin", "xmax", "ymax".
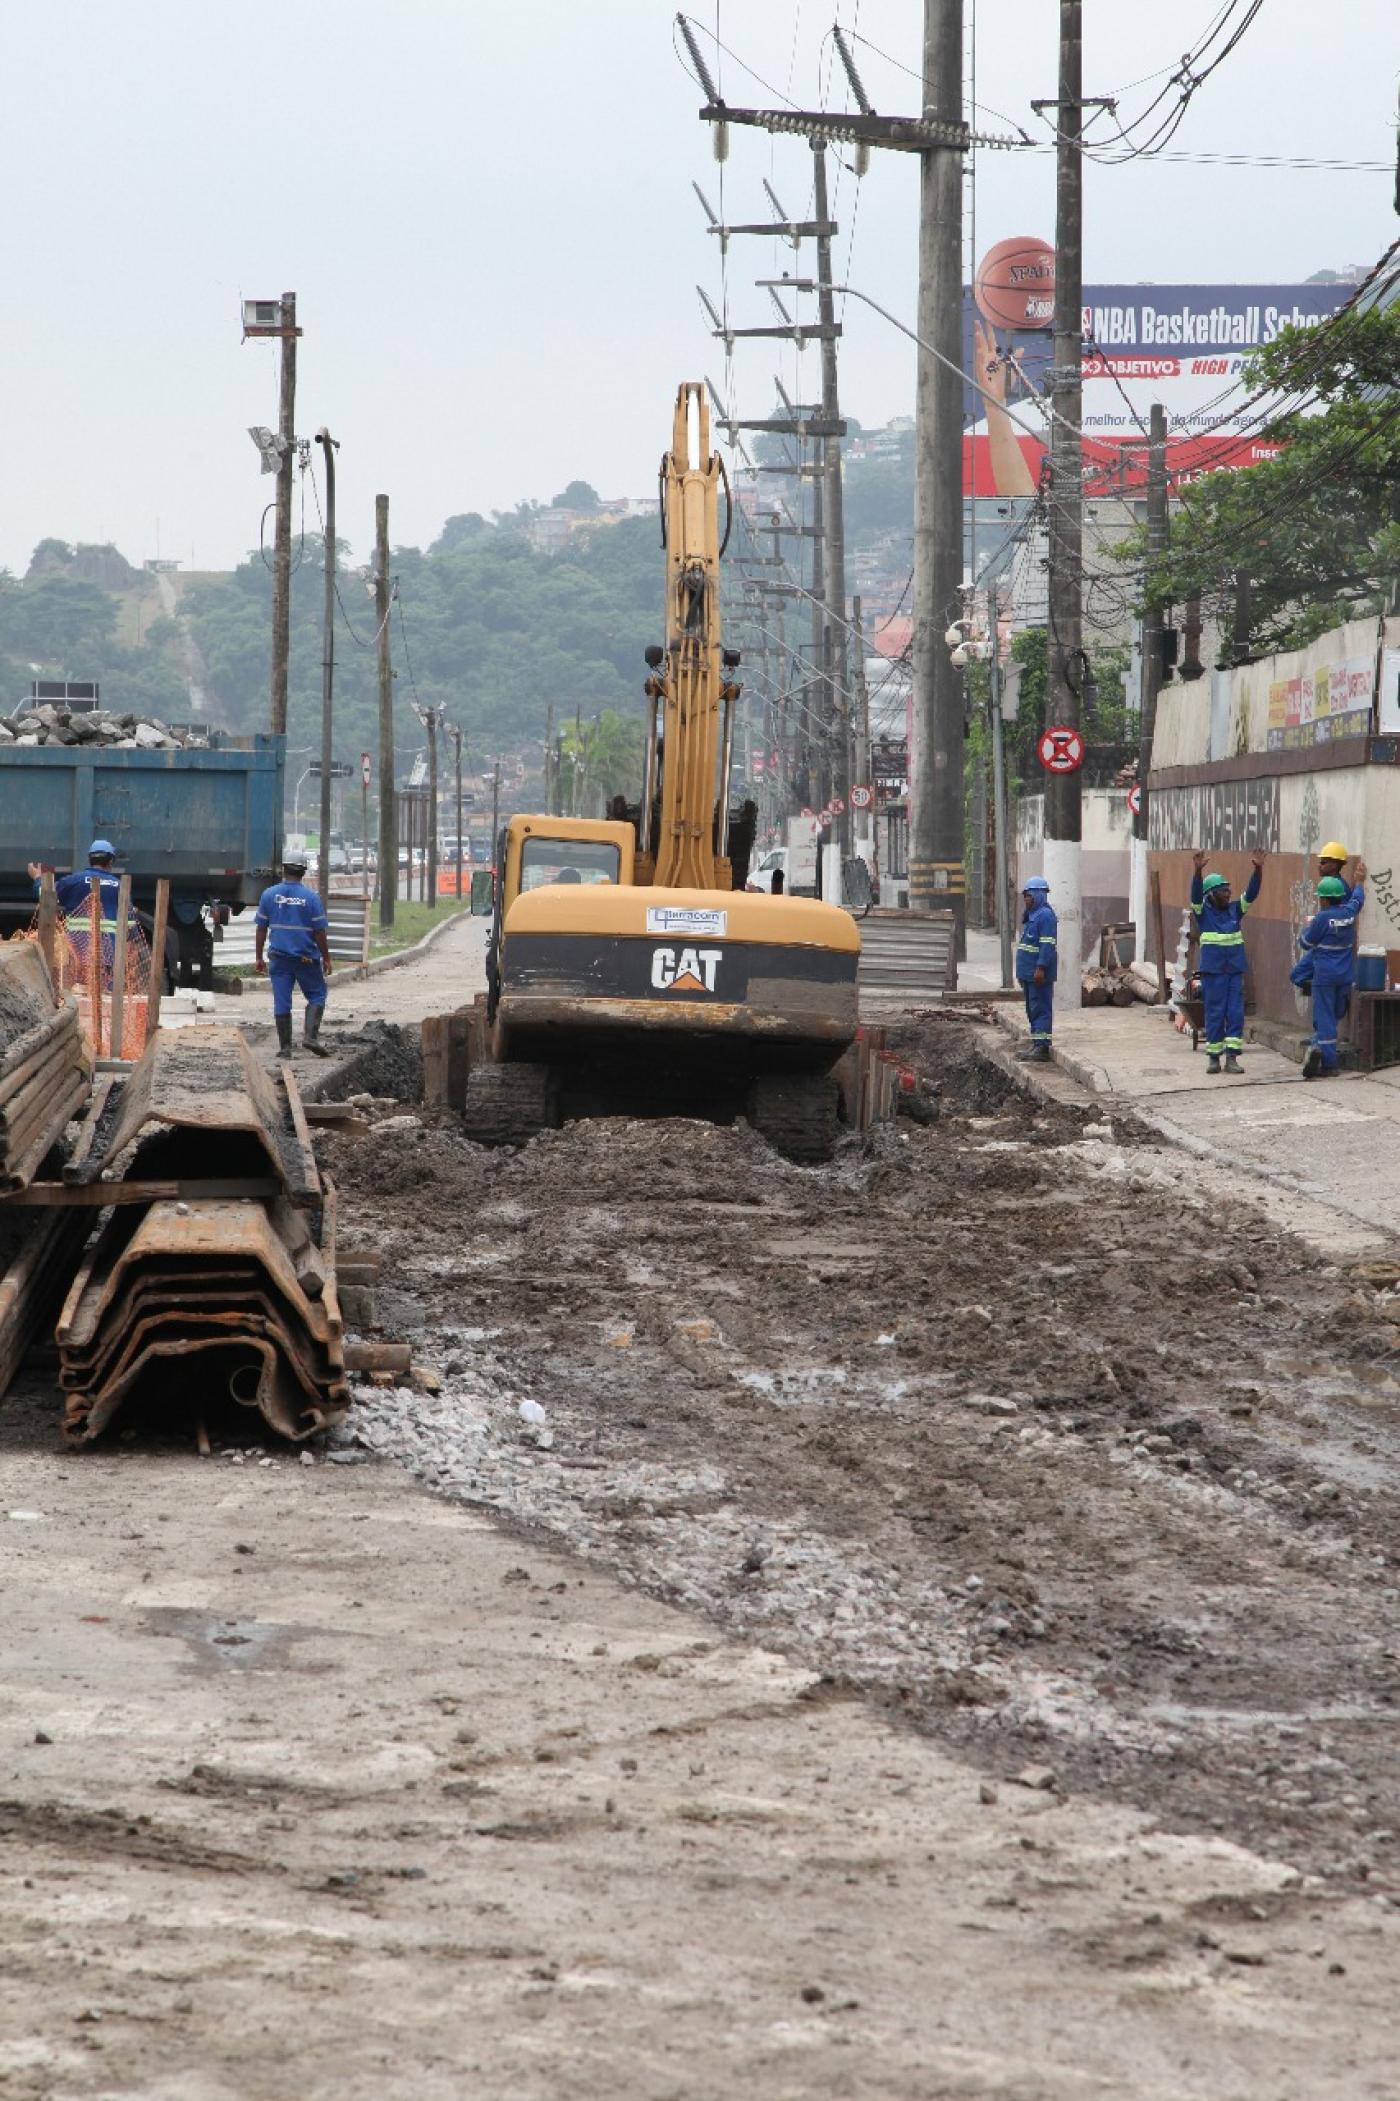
[{"xmin": 26, "ymin": 895, "xmax": 155, "ymax": 1060}]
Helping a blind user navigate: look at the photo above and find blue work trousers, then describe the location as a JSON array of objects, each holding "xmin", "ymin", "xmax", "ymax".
[
  {"xmin": 268, "ymin": 951, "xmax": 327, "ymax": 1018},
  {"xmin": 1201, "ymin": 973, "xmax": 1244, "ymax": 1056},
  {"xmin": 1023, "ymin": 977, "xmax": 1053, "ymax": 1045},
  {"xmin": 1310, "ymin": 975, "xmax": 1351, "ymax": 1071}
]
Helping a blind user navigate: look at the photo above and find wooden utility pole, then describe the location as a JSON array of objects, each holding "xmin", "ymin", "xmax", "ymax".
[
  {"xmin": 1039, "ymin": 1, "xmax": 1089, "ymax": 977},
  {"xmin": 315, "ymin": 429, "xmax": 338, "ymax": 904},
  {"xmin": 1131, "ymin": 403, "xmax": 1168, "ymax": 951},
  {"xmin": 270, "ymin": 292, "xmax": 298, "ymax": 737},
  {"xmin": 426, "ymin": 707, "xmax": 439, "ymax": 907},
  {"xmin": 375, "ymin": 495, "xmax": 395, "ymax": 928}
]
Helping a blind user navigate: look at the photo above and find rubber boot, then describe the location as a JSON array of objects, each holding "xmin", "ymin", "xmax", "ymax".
[
  {"xmin": 1205, "ymin": 1054, "xmax": 1221, "ymax": 1074},
  {"xmin": 275, "ymin": 1012, "xmax": 293, "ymax": 1061},
  {"xmin": 1030, "ymin": 1043, "xmax": 1051, "ymax": 1063},
  {"xmin": 1302, "ymin": 1046, "xmax": 1323, "ymax": 1081},
  {"xmin": 303, "ymin": 1003, "xmax": 330, "ymax": 1058},
  {"xmin": 1224, "ymin": 1052, "xmax": 1244, "ymax": 1074}
]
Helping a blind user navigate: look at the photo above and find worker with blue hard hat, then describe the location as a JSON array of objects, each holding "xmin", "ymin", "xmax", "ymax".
[
  {"xmin": 1190, "ymin": 848, "xmax": 1265, "ymax": 1074},
  {"xmin": 1291, "ymin": 856, "xmax": 1367, "ymax": 1078},
  {"xmin": 1015, "ymin": 874, "xmax": 1057, "ymax": 1062},
  {"xmin": 27, "ymin": 838, "xmax": 133, "ymax": 922},
  {"xmin": 254, "ymin": 851, "xmax": 334, "ymax": 1061}
]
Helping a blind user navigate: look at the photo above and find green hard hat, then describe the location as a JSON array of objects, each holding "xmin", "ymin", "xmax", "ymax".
[
  {"xmin": 1317, "ymin": 875, "xmax": 1348, "ymax": 900},
  {"xmin": 1201, "ymin": 871, "xmax": 1228, "ymax": 893}
]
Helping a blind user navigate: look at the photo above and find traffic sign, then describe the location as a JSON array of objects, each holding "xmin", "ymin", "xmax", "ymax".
[
  {"xmin": 1126, "ymin": 781, "xmax": 1141, "ymax": 817},
  {"xmin": 828, "ymin": 795, "xmax": 846, "ymax": 816},
  {"xmin": 849, "ymin": 784, "xmax": 873, "ymax": 810},
  {"xmin": 1037, "ymin": 725, "xmax": 1085, "ymax": 775},
  {"xmin": 817, "ymin": 809, "xmax": 833, "ymax": 829},
  {"xmin": 308, "ymin": 760, "xmax": 354, "ymax": 780},
  {"xmin": 361, "ymin": 752, "xmax": 372, "ymax": 788}
]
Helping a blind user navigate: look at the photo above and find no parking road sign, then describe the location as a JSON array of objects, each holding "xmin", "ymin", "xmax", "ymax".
[
  {"xmin": 1126, "ymin": 781, "xmax": 1141, "ymax": 817},
  {"xmin": 1038, "ymin": 725, "xmax": 1085, "ymax": 775}
]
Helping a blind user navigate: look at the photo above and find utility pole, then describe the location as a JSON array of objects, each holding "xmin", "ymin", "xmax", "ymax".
[
  {"xmin": 426, "ymin": 707, "xmax": 439, "ymax": 907},
  {"xmin": 315, "ymin": 428, "xmax": 338, "ymax": 904},
  {"xmin": 490, "ymin": 757, "xmax": 501, "ymax": 849},
  {"xmin": 810, "ymin": 145, "xmax": 850, "ymax": 847},
  {"xmin": 360, "ymin": 751, "xmax": 370, "ymax": 895},
  {"xmin": 1130, "ymin": 402, "xmax": 1167, "ymax": 949},
  {"xmin": 988, "ymin": 583, "xmax": 1014, "ymax": 990},
  {"xmin": 544, "ymin": 703, "xmax": 555, "ymax": 816},
  {"xmin": 691, "ymin": 12, "xmax": 976, "ymax": 933},
  {"xmin": 852, "ymin": 596, "xmax": 872, "ymax": 862},
  {"xmin": 450, "ymin": 724, "xmax": 463, "ymax": 897},
  {"xmin": 270, "ymin": 292, "xmax": 298, "ymax": 738},
  {"xmin": 375, "ymin": 495, "xmax": 396, "ymax": 929},
  {"xmin": 1037, "ymin": 0, "xmax": 1095, "ymax": 980}
]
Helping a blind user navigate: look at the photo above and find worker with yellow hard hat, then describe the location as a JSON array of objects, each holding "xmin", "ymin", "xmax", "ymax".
[{"xmin": 1319, "ymin": 841, "xmax": 1350, "ymax": 880}]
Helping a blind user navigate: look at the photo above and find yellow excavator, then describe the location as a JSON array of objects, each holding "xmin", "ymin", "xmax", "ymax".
[{"xmin": 464, "ymin": 383, "xmax": 859, "ymax": 1160}]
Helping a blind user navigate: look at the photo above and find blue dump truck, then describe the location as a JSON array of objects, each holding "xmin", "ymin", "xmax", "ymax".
[{"xmin": 0, "ymin": 734, "xmax": 285, "ymax": 986}]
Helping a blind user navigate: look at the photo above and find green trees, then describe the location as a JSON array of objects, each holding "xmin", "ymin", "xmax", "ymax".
[{"xmin": 1127, "ymin": 298, "xmax": 1400, "ymax": 659}]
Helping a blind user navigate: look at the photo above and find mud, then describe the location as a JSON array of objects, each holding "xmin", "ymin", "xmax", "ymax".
[{"xmin": 325, "ymin": 1014, "xmax": 1400, "ymax": 1898}]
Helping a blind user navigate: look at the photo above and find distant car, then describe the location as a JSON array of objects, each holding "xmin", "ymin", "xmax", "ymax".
[{"xmin": 746, "ymin": 846, "xmax": 787, "ymax": 893}]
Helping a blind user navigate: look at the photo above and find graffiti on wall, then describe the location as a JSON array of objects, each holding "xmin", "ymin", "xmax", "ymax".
[
  {"xmin": 1289, "ymin": 780, "xmax": 1322, "ymax": 950},
  {"xmin": 1149, "ymin": 776, "xmax": 1280, "ymax": 854},
  {"xmin": 1368, "ymin": 866, "xmax": 1400, "ymax": 935}
]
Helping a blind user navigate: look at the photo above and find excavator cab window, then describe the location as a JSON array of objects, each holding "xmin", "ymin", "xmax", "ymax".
[{"xmin": 519, "ymin": 838, "xmax": 620, "ymax": 891}]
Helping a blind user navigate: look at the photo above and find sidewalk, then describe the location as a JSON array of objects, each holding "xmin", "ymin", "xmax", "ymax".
[{"xmin": 994, "ymin": 973, "xmax": 1400, "ymax": 1246}]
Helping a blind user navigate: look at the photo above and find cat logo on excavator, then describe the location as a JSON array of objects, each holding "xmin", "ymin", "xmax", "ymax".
[{"xmin": 650, "ymin": 945, "xmax": 722, "ymax": 992}]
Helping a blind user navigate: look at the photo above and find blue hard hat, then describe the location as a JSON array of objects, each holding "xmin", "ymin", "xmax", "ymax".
[
  {"xmin": 89, "ymin": 839, "xmax": 116, "ymax": 858},
  {"xmin": 1024, "ymin": 876, "xmax": 1049, "ymax": 893}
]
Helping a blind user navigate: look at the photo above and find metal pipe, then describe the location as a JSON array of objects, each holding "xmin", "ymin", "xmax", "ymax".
[
  {"xmin": 640, "ymin": 689, "xmax": 660, "ymax": 855},
  {"xmin": 716, "ymin": 686, "xmax": 735, "ymax": 856}
]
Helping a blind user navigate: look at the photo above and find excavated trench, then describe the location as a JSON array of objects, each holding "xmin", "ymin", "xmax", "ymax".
[{"xmin": 316, "ymin": 1011, "xmax": 1400, "ymax": 1896}]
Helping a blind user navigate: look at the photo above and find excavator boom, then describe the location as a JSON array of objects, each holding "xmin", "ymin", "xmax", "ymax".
[{"xmin": 652, "ymin": 383, "xmax": 727, "ymax": 891}]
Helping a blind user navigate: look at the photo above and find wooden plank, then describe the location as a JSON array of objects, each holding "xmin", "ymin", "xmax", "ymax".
[
  {"xmin": 447, "ymin": 1012, "xmax": 470, "ymax": 1110},
  {"xmin": 37, "ymin": 872, "xmax": 59, "ymax": 989},
  {"xmin": 278, "ymin": 1063, "xmax": 321, "ymax": 1201},
  {"xmin": 87, "ymin": 885, "xmax": 103, "ymax": 1057},
  {"xmin": 109, "ymin": 874, "xmax": 131, "ymax": 1061},
  {"xmin": 61, "ymin": 1074, "xmax": 117, "ymax": 1182},
  {"xmin": 146, "ymin": 879, "xmax": 170, "ymax": 1038},
  {"xmin": 421, "ymin": 1015, "xmax": 448, "ymax": 1107},
  {"xmin": 343, "ymin": 1341, "xmax": 412, "ymax": 1374},
  {"xmin": 1149, "ymin": 869, "xmax": 1169, "ymax": 1004}
]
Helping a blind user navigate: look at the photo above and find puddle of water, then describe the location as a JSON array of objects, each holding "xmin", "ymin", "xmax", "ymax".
[{"xmin": 144, "ymin": 1608, "xmax": 334, "ymax": 1673}]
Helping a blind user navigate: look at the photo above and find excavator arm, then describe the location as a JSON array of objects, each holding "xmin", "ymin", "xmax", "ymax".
[{"xmin": 644, "ymin": 383, "xmax": 742, "ymax": 891}]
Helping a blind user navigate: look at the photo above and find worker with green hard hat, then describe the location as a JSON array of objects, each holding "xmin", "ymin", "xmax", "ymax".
[{"xmin": 1190, "ymin": 848, "xmax": 1265, "ymax": 1074}]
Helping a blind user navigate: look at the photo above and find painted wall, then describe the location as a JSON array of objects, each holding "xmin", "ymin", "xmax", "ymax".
[
  {"xmin": 1016, "ymin": 787, "xmax": 1133, "ymax": 967},
  {"xmin": 1148, "ymin": 615, "xmax": 1400, "ymax": 1026}
]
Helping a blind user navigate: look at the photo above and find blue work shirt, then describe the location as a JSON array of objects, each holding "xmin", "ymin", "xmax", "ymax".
[
  {"xmin": 1293, "ymin": 884, "xmax": 1365, "ymax": 986},
  {"xmin": 39, "ymin": 866, "xmax": 130, "ymax": 926},
  {"xmin": 255, "ymin": 879, "xmax": 328, "ymax": 960},
  {"xmin": 1190, "ymin": 866, "xmax": 1261, "ymax": 975},
  {"xmin": 1015, "ymin": 901, "xmax": 1058, "ymax": 984}
]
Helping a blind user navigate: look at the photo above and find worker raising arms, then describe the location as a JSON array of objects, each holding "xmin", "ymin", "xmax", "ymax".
[{"xmin": 1190, "ymin": 849, "xmax": 1265, "ymax": 1074}]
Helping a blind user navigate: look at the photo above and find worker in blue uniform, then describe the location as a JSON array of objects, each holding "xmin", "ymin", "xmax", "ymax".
[
  {"xmin": 1015, "ymin": 875, "xmax": 1057, "ymax": 1062},
  {"xmin": 1291, "ymin": 859, "xmax": 1366, "ymax": 1079},
  {"xmin": 27, "ymin": 838, "xmax": 138, "ymax": 984},
  {"xmin": 1190, "ymin": 849, "xmax": 1264, "ymax": 1073},
  {"xmin": 254, "ymin": 852, "xmax": 334, "ymax": 1060}
]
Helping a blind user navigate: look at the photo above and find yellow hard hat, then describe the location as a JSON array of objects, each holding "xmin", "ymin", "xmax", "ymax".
[{"xmin": 1319, "ymin": 840, "xmax": 1349, "ymax": 861}]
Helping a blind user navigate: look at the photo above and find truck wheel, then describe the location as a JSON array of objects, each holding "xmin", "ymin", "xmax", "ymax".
[
  {"xmin": 745, "ymin": 1074, "xmax": 840, "ymax": 1165},
  {"xmin": 462, "ymin": 1062, "xmax": 560, "ymax": 1146}
]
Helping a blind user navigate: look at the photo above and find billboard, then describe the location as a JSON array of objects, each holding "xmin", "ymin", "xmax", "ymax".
[{"xmin": 962, "ymin": 235, "xmax": 1351, "ymax": 499}]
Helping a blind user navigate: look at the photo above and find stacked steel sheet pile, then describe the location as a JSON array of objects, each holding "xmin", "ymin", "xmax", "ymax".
[
  {"xmin": 0, "ymin": 939, "xmax": 91, "ymax": 1192},
  {"xmin": 57, "ymin": 1026, "xmax": 348, "ymax": 1445}
]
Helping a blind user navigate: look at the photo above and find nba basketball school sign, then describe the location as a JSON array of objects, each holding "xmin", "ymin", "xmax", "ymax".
[{"xmin": 962, "ymin": 234, "xmax": 1350, "ymax": 498}]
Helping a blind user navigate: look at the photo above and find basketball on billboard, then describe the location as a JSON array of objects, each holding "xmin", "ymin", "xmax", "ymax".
[{"xmin": 973, "ymin": 237, "xmax": 1056, "ymax": 332}]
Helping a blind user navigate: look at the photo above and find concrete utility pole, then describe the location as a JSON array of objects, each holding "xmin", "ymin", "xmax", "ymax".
[
  {"xmin": 450, "ymin": 724, "xmax": 464, "ymax": 898},
  {"xmin": 270, "ymin": 292, "xmax": 298, "ymax": 738},
  {"xmin": 1130, "ymin": 402, "xmax": 1168, "ymax": 948},
  {"xmin": 988, "ymin": 584, "xmax": 1014, "ymax": 990},
  {"xmin": 1039, "ymin": 0, "xmax": 1088, "ymax": 977},
  {"xmin": 315, "ymin": 428, "xmax": 338, "ymax": 905},
  {"xmin": 490, "ymin": 758, "xmax": 501, "ymax": 849},
  {"xmin": 911, "ymin": 0, "xmax": 966, "ymax": 941},
  {"xmin": 375, "ymin": 495, "xmax": 396, "ymax": 929},
  {"xmin": 811, "ymin": 144, "xmax": 850, "ymax": 844},
  {"xmin": 852, "ymin": 595, "xmax": 872, "ymax": 860}
]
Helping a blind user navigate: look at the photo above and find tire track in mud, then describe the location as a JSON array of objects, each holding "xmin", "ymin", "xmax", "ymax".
[{"xmin": 326, "ymin": 1017, "xmax": 1400, "ymax": 1897}]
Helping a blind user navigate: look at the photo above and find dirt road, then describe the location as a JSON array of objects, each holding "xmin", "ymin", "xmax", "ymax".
[{"xmin": 3, "ymin": 935, "xmax": 1399, "ymax": 2095}]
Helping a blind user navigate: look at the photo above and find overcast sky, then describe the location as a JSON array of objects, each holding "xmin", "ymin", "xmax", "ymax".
[{"xmin": 5, "ymin": 0, "xmax": 1395, "ymax": 576}]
